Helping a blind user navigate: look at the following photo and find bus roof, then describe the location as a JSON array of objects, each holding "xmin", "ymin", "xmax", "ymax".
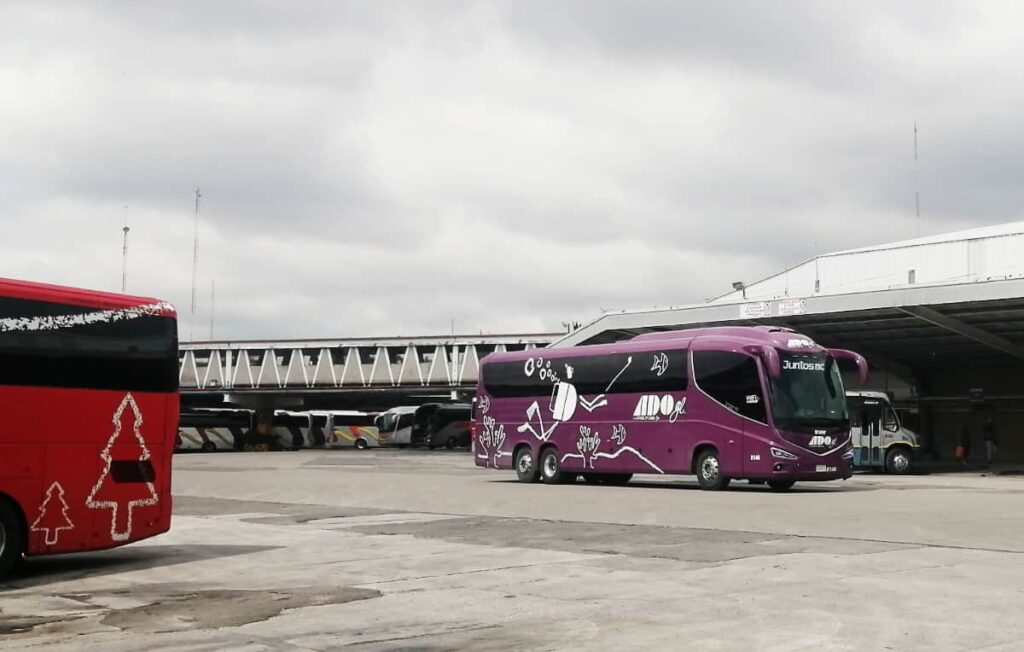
[
  {"xmin": 481, "ymin": 326, "xmax": 828, "ymax": 364},
  {"xmin": 0, "ymin": 277, "xmax": 176, "ymax": 315}
]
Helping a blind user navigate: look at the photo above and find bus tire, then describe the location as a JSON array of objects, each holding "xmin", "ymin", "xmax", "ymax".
[
  {"xmin": 601, "ymin": 473, "xmax": 633, "ymax": 486},
  {"xmin": 696, "ymin": 449, "xmax": 730, "ymax": 491},
  {"xmin": 445, "ymin": 437, "xmax": 456, "ymax": 450},
  {"xmin": 355, "ymin": 438, "xmax": 369, "ymax": 450},
  {"xmin": 201, "ymin": 441, "xmax": 216, "ymax": 453},
  {"xmin": 540, "ymin": 447, "xmax": 567, "ymax": 485},
  {"xmin": 885, "ymin": 447, "xmax": 913, "ymax": 474},
  {"xmin": 514, "ymin": 446, "xmax": 539, "ymax": 483},
  {"xmin": 767, "ymin": 479, "xmax": 796, "ymax": 492},
  {"xmin": 0, "ymin": 499, "xmax": 26, "ymax": 580}
]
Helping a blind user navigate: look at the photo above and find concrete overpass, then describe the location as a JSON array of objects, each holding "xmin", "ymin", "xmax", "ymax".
[{"xmin": 178, "ymin": 332, "xmax": 560, "ymax": 410}]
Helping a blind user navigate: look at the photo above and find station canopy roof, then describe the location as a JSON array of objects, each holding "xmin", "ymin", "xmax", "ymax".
[{"xmin": 554, "ymin": 276, "xmax": 1024, "ymax": 376}]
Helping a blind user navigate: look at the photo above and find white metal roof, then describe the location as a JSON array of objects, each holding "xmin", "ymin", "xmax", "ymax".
[{"xmin": 709, "ymin": 221, "xmax": 1024, "ymax": 304}]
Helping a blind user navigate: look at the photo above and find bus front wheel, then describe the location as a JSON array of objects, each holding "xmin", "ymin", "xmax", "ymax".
[
  {"xmin": 767, "ymin": 479, "xmax": 796, "ymax": 492},
  {"xmin": 0, "ymin": 500, "xmax": 25, "ymax": 580},
  {"xmin": 696, "ymin": 450, "xmax": 731, "ymax": 491},
  {"xmin": 355, "ymin": 438, "xmax": 369, "ymax": 450},
  {"xmin": 515, "ymin": 447, "xmax": 539, "ymax": 483},
  {"xmin": 886, "ymin": 447, "xmax": 913, "ymax": 474}
]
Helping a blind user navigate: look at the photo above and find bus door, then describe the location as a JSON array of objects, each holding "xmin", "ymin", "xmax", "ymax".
[{"xmin": 857, "ymin": 401, "xmax": 884, "ymax": 467}]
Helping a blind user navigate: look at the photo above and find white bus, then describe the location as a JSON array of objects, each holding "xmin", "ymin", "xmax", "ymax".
[
  {"xmin": 176, "ymin": 408, "xmax": 253, "ymax": 453},
  {"xmin": 847, "ymin": 391, "xmax": 920, "ymax": 473},
  {"xmin": 375, "ymin": 406, "xmax": 418, "ymax": 447},
  {"xmin": 321, "ymin": 410, "xmax": 380, "ymax": 449},
  {"xmin": 272, "ymin": 410, "xmax": 311, "ymax": 451}
]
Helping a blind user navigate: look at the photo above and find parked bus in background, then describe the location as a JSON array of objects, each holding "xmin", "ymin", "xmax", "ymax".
[
  {"xmin": 322, "ymin": 411, "xmax": 380, "ymax": 449},
  {"xmin": 411, "ymin": 404, "xmax": 442, "ymax": 447},
  {"xmin": 426, "ymin": 403, "xmax": 472, "ymax": 450},
  {"xmin": 176, "ymin": 408, "xmax": 253, "ymax": 453},
  {"xmin": 375, "ymin": 406, "xmax": 418, "ymax": 447},
  {"xmin": 0, "ymin": 278, "xmax": 178, "ymax": 578},
  {"xmin": 271, "ymin": 410, "xmax": 310, "ymax": 451},
  {"xmin": 474, "ymin": 326, "xmax": 867, "ymax": 491},
  {"xmin": 846, "ymin": 391, "xmax": 919, "ymax": 474}
]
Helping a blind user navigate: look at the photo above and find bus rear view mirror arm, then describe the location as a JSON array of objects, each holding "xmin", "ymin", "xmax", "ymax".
[
  {"xmin": 829, "ymin": 348, "xmax": 869, "ymax": 384},
  {"xmin": 743, "ymin": 344, "xmax": 781, "ymax": 379}
]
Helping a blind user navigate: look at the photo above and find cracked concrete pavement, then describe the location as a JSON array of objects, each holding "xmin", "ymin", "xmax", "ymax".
[{"xmin": 1, "ymin": 450, "xmax": 1023, "ymax": 650}]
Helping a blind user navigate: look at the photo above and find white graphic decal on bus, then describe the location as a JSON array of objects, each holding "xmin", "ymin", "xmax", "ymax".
[
  {"xmin": 86, "ymin": 393, "xmax": 159, "ymax": 542},
  {"xmin": 561, "ymin": 424, "xmax": 664, "ymax": 474},
  {"xmin": 476, "ymin": 416, "xmax": 507, "ymax": 467},
  {"xmin": 633, "ymin": 395, "xmax": 686, "ymax": 422},
  {"xmin": 477, "ymin": 395, "xmax": 491, "ymax": 414},
  {"xmin": 651, "ymin": 352, "xmax": 669, "ymax": 377},
  {"xmin": 517, "ymin": 356, "xmax": 630, "ymax": 441},
  {"xmin": 31, "ymin": 481, "xmax": 74, "ymax": 545},
  {"xmin": 0, "ymin": 301, "xmax": 174, "ymax": 333}
]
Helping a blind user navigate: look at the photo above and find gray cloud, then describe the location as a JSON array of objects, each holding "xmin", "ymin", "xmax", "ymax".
[{"xmin": 3, "ymin": 1, "xmax": 1022, "ymax": 340}]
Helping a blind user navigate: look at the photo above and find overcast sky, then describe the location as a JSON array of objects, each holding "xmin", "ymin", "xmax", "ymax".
[{"xmin": 3, "ymin": 1, "xmax": 1022, "ymax": 341}]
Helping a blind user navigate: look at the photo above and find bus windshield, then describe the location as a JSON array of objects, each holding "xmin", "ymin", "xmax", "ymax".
[{"xmin": 769, "ymin": 352, "xmax": 848, "ymax": 429}]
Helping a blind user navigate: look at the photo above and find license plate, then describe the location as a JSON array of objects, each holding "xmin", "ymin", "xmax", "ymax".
[{"xmin": 815, "ymin": 464, "xmax": 837, "ymax": 473}]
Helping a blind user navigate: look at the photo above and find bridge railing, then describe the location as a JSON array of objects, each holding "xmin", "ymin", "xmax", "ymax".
[{"xmin": 178, "ymin": 335, "xmax": 559, "ymax": 390}]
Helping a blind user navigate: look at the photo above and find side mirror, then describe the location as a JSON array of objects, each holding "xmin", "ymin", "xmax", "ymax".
[
  {"xmin": 829, "ymin": 348, "xmax": 869, "ymax": 384},
  {"xmin": 744, "ymin": 344, "xmax": 782, "ymax": 379}
]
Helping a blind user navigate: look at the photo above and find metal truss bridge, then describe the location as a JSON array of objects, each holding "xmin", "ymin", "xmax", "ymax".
[{"xmin": 179, "ymin": 333, "xmax": 560, "ymax": 393}]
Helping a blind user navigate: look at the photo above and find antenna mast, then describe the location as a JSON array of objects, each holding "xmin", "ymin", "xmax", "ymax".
[
  {"xmin": 914, "ymin": 122, "xmax": 920, "ymax": 236},
  {"xmin": 121, "ymin": 205, "xmax": 129, "ymax": 293},
  {"xmin": 190, "ymin": 187, "xmax": 201, "ymax": 342},
  {"xmin": 209, "ymin": 279, "xmax": 215, "ymax": 340}
]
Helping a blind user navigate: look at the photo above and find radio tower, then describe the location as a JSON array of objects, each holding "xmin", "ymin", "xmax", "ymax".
[
  {"xmin": 190, "ymin": 187, "xmax": 201, "ymax": 342},
  {"xmin": 121, "ymin": 205, "xmax": 129, "ymax": 292}
]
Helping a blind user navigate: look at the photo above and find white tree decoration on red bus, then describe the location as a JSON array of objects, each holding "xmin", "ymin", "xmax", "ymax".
[
  {"xmin": 85, "ymin": 393, "xmax": 159, "ymax": 542},
  {"xmin": 31, "ymin": 481, "xmax": 74, "ymax": 545}
]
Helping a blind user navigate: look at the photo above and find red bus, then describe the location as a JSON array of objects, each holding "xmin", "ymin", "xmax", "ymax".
[{"xmin": 0, "ymin": 278, "xmax": 179, "ymax": 578}]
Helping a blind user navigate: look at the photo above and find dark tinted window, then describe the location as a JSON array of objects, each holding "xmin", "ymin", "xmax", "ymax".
[
  {"xmin": 0, "ymin": 296, "xmax": 177, "ymax": 392},
  {"xmin": 180, "ymin": 410, "xmax": 252, "ymax": 428},
  {"xmin": 693, "ymin": 351, "xmax": 766, "ymax": 423},
  {"xmin": 483, "ymin": 350, "xmax": 687, "ymax": 398},
  {"xmin": 331, "ymin": 414, "xmax": 374, "ymax": 427}
]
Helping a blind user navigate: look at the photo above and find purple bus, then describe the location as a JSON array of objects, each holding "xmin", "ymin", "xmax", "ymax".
[{"xmin": 473, "ymin": 326, "xmax": 868, "ymax": 491}]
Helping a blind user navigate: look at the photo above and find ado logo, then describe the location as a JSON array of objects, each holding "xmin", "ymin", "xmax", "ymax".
[
  {"xmin": 633, "ymin": 395, "xmax": 686, "ymax": 422},
  {"xmin": 808, "ymin": 435, "xmax": 837, "ymax": 448}
]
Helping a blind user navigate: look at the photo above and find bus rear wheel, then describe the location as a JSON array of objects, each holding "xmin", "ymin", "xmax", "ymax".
[
  {"xmin": 0, "ymin": 500, "xmax": 25, "ymax": 580},
  {"xmin": 696, "ymin": 450, "xmax": 731, "ymax": 491},
  {"xmin": 200, "ymin": 441, "xmax": 216, "ymax": 453},
  {"xmin": 540, "ymin": 448, "xmax": 568, "ymax": 485},
  {"xmin": 515, "ymin": 447, "xmax": 539, "ymax": 483},
  {"xmin": 767, "ymin": 479, "xmax": 796, "ymax": 492}
]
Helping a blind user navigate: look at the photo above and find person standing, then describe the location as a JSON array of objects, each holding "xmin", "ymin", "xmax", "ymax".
[
  {"xmin": 982, "ymin": 418, "xmax": 999, "ymax": 467},
  {"xmin": 957, "ymin": 426, "xmax": 972, "ymax": 468}
]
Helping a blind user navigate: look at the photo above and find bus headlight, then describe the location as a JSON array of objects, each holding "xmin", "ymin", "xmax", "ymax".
[
  {"xmin": 771, "ymin": 447, "xmax": 798, "ymax": 460},
  {"xmin": 842, "ymin": 450, "xmax": 854, "ymax": 460}
]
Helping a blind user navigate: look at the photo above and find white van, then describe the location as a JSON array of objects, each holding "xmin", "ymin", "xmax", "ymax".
[{"xmin": 846, "ymin": 391, "xmax": 920, "ymax": 473}]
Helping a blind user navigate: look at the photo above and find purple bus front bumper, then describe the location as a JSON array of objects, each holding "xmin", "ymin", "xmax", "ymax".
[{"xmin": 769, "ymin": 456, "xmax": 854, "ymax": 481}]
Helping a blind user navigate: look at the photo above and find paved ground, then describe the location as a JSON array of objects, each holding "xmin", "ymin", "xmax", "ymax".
[{"xmin": 2, "ymin": 449, "xmax": 1024, "ymax": 651}]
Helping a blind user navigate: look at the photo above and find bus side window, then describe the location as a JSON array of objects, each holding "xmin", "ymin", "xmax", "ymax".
[{"xmin": 693, "ymin": 351, "xmax": 767, "ymax": 424}]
